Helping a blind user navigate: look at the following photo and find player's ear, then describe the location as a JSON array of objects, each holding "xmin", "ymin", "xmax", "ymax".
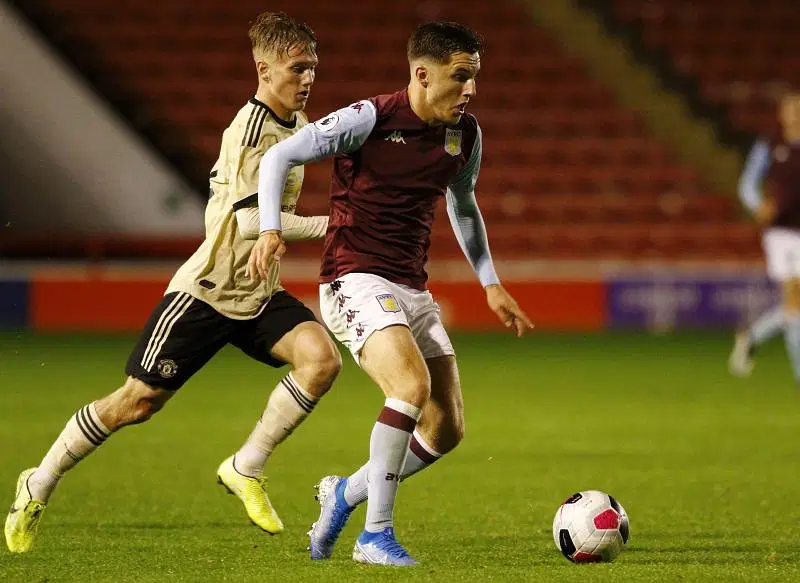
[
  {"xmin": 255, "ymin": 58, "xmax": 271, "ymax": 83},
  {"xmin": 415, "ymin": 65, "xmax": 430, "ymax": 88}
]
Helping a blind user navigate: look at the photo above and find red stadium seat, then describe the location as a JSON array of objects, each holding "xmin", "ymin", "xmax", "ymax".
[{"xmin": 18, "ymin": 0, "xmax": 761, "ymax": 260}]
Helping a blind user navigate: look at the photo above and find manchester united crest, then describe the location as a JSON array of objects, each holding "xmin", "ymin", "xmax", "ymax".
[
  {"xmin": 157, "ymin": 359, "xmax": 178, "ymax": 379},
  {"xmin": 444, "ymin": 129, "xmax": 462, "ymax": 156}
]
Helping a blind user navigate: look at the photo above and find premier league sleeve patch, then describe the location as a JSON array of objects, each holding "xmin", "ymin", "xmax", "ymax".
[
  {"xmin": 376, "ymin": 294, "xmax": 401, "ymax": 313},
  {"xmin": 313, "ymin": 112, "xmax": 340, "ymax": 133}
]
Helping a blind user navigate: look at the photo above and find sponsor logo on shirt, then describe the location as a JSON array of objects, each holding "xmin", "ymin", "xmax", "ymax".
[{"xmin": 385, "ymin": 130, "xmax": 406, "ymax": 144}]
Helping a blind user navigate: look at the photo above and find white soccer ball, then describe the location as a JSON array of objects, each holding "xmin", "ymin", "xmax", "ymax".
[{"xmin": 552, "ymin": 490, "xmax": 630, "ymax": 563}]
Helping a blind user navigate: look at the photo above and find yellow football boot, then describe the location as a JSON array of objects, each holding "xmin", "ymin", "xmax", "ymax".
[
  {"xmin": 5, "ymin": 468, "xmax": 47, "ymax": 553},
  {"xmin": 216, "ymin": 456, "xmax": 283, "ymax": 534}
]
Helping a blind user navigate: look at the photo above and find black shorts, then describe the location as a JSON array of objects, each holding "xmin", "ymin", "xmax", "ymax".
[{"xmin": 125, "ymin": 291, "xmax": 317, "ymax": 390}]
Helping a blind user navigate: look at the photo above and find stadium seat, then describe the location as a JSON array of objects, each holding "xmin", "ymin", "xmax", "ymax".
[{"xmin": 18, "ymin": 0, "xmax": 760, "ymax": 260}]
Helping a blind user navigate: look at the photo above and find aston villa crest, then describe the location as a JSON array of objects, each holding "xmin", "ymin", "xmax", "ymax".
[{"xmin": 444, "ymin": 129, "xmax": 462, "ymax": 156}]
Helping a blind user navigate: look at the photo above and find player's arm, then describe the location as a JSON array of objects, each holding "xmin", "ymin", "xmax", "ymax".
[
  {"xmin": 739, "ymin": 139, "xmax": 775, "ymax": 225},
  {"xmin": 231, "ymin": 131, "xmax": 328, "ymax": 242},
  {"xmin": 248, "ymin": 101, "xmax": 377, "ymax": 280},
  {"xmin": 235, "ymin": 209, "xmax": 328, "ymax": 241},
  {"xmin": 445, "ymin": 125, "xmax": 533, "ymax": 336}
]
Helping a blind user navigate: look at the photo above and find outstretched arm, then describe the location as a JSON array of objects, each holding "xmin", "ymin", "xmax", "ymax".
[
  {"xmin": 446, "ymin": 125, "xmax": 498, "ymax": 288},
  {"xmin": 257, "ymin": 101, "xmax": 377, "ymax": 233},
  {"xmin": 446, "ymin": 125, "xmax": 533, "ymax": 336},
  {"xmin": 739, "ymin": 139, "xmax": 776, "ymax": 225},
  {"xmin": 235, "ymin": 208, "xmax": 327, "ymax": 241},
  {"xmin": 248, "ymin": 101, "xmax": 377, "ymax": 280}
]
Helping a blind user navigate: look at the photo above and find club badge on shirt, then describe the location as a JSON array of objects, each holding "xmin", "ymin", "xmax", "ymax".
[{"xmin": 445, "ymin": 129, "xmax": 462, "ymax": 156}]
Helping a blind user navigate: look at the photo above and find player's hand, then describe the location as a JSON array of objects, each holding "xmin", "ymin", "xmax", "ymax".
[
  {"xmin": 485, "ymin": 284, "xmax": 534, "ymax": 337},
  {"xmin": 247, "ymin": 230, "xmax": 286, "ymax": 281},
  {"xmin": 755, "ymin": 197, "xmax": 777, "ymax": 226}
]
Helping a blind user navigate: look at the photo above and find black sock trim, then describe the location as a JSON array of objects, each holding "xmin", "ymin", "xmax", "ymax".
[
  {"xmin": 80, "ymin": 406, "xmax": 107, "ymax": 442},
  {"xmin": 75, "ymin": 408, "xmax": 103, "ymax": 446},
  {"xmin": 82, "ymin": 405, "xmax": 109, "ymax": 438},
  {"xmin": 281, "ymin": 377, "xmax": 315, "ymax": 414}
]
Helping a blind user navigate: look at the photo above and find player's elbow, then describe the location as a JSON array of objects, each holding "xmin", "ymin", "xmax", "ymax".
[
  {"xmin": 235, "ymin": 208, "xmax": 260, "ymax": 240},
  {"xmin": 738, "ymin": 183, "xmax": 758, "ymax": 212},
  {"xmin": 236, "ymin": 221, "xmax": 258, "ymax": 240}
]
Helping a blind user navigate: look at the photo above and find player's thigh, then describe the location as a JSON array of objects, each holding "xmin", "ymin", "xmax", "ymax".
[
  {"xmin": 269, "ymin": 320, "xmax": 341, "ymax": 371},
  {"xmin": 233, "ymin": 291, "xmax": 336, "ymax": 371},
  {"xmin": 359, "ymin": 324, "xmax": 431, "ymax": 406},
  {"xmin": 425, "ymin": 355, "xmax": 463, "ymax": 421},
  {"xmin": 125, "ymin": 292, "xmax": 234, "ymax": 390}
]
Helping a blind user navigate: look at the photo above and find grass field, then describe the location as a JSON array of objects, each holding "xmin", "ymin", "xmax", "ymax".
[{"xmin": 1, "ymin": 331, "xmax": 800, "ymax": 582}]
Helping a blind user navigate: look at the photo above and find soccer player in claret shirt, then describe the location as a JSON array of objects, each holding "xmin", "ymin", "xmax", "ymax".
[
  {"xmin": 5, "ymin": 12, "xmax": 341, "ymax": 553},
  {"xmin": 730, "ymin": 92, "xmax": 800, "ymax": 382},
  {"xmin": 249, "ymin": 21, "xmax": 533, "ymax": 566}
]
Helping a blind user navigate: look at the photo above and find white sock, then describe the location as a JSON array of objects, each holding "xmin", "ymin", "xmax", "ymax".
[
  {"xmin": 749, "ymin": 306, "xmax": 784, "ymax": 347},
  {"xmin": 234, "ymin": 373, "xmax": 317, "ymax": 478},
  {"xmin": 28, "ymin": 402, "xmax": 110, "ymax": 502},
  {"xmin": 364, "ymin": 398, "xmax": 421, "ymax": 533},
  {"xmin": 343, "ymin": 429, "xmax": 442, "ymax": 508}
]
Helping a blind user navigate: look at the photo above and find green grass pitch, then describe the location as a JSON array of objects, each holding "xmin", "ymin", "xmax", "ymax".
[{"xmin": 1, "ymin": 331, "xmax": 799, "ymax": 582}]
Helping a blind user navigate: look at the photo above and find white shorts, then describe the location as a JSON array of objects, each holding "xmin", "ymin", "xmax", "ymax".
[
  {"xmin": 763, "ymin": 228, "xmax": 800, "ymax": 282},
  {"xmin": 319, "ymin": 273, "xmax": 455, "ymax": 362}
]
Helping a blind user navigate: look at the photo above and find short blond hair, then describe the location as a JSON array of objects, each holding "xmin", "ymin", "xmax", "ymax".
[{"xmin": 248, "ymin": 12, "xmax": 317, "ymax": 60}]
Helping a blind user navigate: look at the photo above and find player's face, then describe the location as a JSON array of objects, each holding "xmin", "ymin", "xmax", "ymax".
[
  {"xmin": 425, "ymin": 52, "xmax": 480, "ymax": 125},
  {"xmin": 260, "ymin": 45, "xmax": 318, "ymax": 117},
  {"xmin": 780, "ymin": 93, "xmax": 800, "ymax": 140}
]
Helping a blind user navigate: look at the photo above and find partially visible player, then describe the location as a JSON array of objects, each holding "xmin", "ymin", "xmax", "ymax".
[
  {"xmin": 5, "ymin": 12, "xmax": 340, "ymax": 554},
  {"xmin": 729, "ymin": 91, "xmax": 800, "ymax": 380},
  {"xmin": 249, "ymin": 21, "xmax": 533, "ymax": 566}
]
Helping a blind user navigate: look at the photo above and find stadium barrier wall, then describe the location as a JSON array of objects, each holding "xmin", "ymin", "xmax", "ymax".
[{"xmin": 0, "ymin": 263, "xmax": 777, "ymax": 333}]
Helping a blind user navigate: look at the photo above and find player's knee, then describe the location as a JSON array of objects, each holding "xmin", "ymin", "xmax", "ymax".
[
  {"xmin": 451, "ymin": 409, "xmax": 466, "ymax": 446},
  {"xmin": 113, "ymin": 378, "xmax": 171, "ymax": 427},
  {"xmin": 395, "ymin": 377, "xmax": 431, "ymax": 409},
  {"xmin": 294, "ymin": 338, "xmax": 342, "ymax": 394},
  {"xmin": 313, "ymin": 343, "xmax": 342, "ymax": 385},
  {"xmin": 441, "ymin": 406, "xmax": 465, "ymax": 452}
]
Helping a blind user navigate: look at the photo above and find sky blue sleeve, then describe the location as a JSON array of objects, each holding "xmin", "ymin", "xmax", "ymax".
[
  {"xmin": 445, "ymin": 125, "xmax": 500, "ymax": 287},
  {"xmin": 258, "ymin": 101, "xmax": 377, "ymax": 232},
  {"xmin": 738, "ymin": 140, "xmax": 771, "ymax": 213}
]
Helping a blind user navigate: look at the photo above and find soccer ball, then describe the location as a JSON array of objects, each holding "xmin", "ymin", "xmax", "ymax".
[{"xmin": 552, "ymin": 490, "xmax": 630, "ymax": 563}]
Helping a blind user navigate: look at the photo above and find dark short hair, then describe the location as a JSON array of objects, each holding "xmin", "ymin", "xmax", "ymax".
[
  {"xmin": 249, "ymin": 12, "xmax": 317, "ymax": 59},
  {"xmin": 407, "ymin": 21, "xmax": 482, "ymax": 63}
]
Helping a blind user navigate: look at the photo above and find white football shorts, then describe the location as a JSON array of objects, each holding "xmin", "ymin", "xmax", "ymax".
[
  {"xmin": 319, "ymin": 273, "xmax": 455, "ymax": 362},
  {"xmin": 763, "ymin": 227, "xmax": 800, "ymax": 282}
]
